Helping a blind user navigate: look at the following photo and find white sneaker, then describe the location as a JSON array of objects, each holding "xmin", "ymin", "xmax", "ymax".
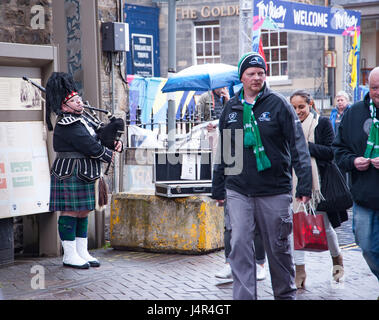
[
  {"xmin": 215, "ymin": 264, "xmax": 232, "ymax": 279},
  {"xmin": 256, "ymin": 264, "xmax": 266, "ymax": 280}
]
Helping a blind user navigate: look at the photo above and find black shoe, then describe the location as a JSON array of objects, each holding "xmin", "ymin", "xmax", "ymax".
[
  {"xmin": 88, "ymin": 260, "xmax": 100, "ymax": 267},
  {"xmin": 63, "ymin": 262, "xmax": 90, "ymax": 269}
]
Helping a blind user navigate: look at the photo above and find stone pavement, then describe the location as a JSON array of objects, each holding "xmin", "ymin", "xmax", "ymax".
[
  {"xmin": 0, "ymin": 243, "xmax": 377, "ymax": 301},
  {"xmin": 0, "ymin": 209, "xmax": 378, "ymax": 301}
]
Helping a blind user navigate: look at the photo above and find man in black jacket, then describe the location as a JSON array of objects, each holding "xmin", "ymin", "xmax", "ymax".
[
  {"xmin": 333, "ymin": 67, "xmax": 379, "ymax": 281},
  {"xmin": 212, "ymin": 52, "xmax": 312, "ymax": 300}
]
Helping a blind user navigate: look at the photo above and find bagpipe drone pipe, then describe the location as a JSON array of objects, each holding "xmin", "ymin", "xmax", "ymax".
[{"xmin": 22, "ymin": 76, "xmax": 125, "ymax": 175}]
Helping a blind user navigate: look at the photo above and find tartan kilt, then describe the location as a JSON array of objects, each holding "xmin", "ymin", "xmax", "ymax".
[{"xmin": 49, "ymin": 172, "xmax": 96, "ymax": 212}]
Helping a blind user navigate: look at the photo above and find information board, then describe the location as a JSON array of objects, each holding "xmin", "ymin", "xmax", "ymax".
[
  {"xmin": 0, "ymin": 121, "xmax": 50, "ymax": 218},
  {"xmin": 0, "ymin": 77, "xmax": 42, "ymax": 111}
]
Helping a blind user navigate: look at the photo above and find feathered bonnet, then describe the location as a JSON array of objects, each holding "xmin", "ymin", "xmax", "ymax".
[{"xmin": 45, "ymin": 72, "xmax": 79, "ymax": 130}]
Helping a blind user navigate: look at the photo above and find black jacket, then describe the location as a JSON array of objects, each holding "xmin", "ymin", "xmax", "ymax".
[
  {"xmin": 310, "ymin": 116, "xmax": 334, "ymax": 174},
  {"xmin": 333, "ymin": 93, "xmax": 379, "ymax": 210},
  {"xmin": 311, "ymin": 115, "xmax": 348, "ymax": 228},
  {"xmin": 51, "ymin": 113, "xmax": 113, "ymax": 182},
  {"xmin": 212, "ymin": 85, "xmax": 312, "ymax": 199}
]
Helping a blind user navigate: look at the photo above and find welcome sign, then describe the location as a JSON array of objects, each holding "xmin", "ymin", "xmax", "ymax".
[{"xmin": 252, "ymin": 0, "xmax": 361, "ymax": 36}]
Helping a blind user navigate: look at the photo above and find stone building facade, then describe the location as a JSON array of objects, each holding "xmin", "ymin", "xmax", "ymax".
[
  {"xmin": 0, "ymin": 0, "xmax": 127, "ymax": 117},
  {"xmin": 0, "ymin": 0, "xmax": 129, "ymax": 259},
  {"xmin": 0, "ymin": 0, "xmax": 53, "ymax": 44},
  {"xmin": 127, "ymin": 0, "xmax": 327, "ymax": 101}
]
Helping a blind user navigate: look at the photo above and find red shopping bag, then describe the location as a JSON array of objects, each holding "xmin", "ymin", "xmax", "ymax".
[{"xmin": 293, "ymin": 204, "xmax": 328, "ymax": 252}]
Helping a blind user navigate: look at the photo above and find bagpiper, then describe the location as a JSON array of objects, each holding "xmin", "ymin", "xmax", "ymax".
[{"xmin": 46, "ymin": 72, "xmax": 122, "ymax": 269}]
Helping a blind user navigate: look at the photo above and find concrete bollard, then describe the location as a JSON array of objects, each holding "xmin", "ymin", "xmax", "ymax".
[{"xmin": 110, "ymin": 193, "xmax": 224, "ymax": 254}]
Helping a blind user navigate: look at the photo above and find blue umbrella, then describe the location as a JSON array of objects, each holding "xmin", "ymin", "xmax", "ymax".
[{"xmin": 161, "ymin": 63, "xmax": 241, "ymax": 93}]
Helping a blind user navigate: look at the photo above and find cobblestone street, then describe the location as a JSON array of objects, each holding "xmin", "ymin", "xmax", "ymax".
[{"xmin": 1, "ymin": 210, "xmax": 378, "ymax": 306}]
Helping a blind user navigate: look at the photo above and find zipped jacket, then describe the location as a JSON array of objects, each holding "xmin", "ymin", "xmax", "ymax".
[
  {"xmin": 333, "ymin": 93, "xmax": 379, "ymax": 210},
  {"xmin": 329, "ymin": 106, "xmax": 350, "ymax": 133},
  {"xmin": 212, "ymin": 85, "xmax": 312, "ymax": 199},
  {"xmin": 51, "ymin": 113, "xmax": 113, "ymax": 182}
]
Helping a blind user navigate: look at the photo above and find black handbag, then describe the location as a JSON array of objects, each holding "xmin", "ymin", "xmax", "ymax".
[{"xmin": 317, "ymin": 161, "xmax": 353, "ymax": 212}]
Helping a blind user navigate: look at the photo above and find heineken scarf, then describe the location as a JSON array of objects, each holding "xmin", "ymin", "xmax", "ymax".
[
  {"xmin": 240, "ymin": 89, "xmax": 271, "ymax": 172},
  {"xmin": 364, "ymin": 99, "xmax": 379, "ymax": 158}
]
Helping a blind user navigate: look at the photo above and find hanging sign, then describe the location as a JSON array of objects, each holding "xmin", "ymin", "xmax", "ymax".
[
  {"xmin": 131, "ymin": 33, "xmax": 154, "ymax": 77},
  {"xmin": 252, "ymin": 0, "xmax": 361, "ymax": 36}
]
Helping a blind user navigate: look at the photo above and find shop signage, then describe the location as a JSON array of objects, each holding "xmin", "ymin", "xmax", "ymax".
[{"xmin": 176, "ymin": 5, "xmax": 239, "ymax": 20}]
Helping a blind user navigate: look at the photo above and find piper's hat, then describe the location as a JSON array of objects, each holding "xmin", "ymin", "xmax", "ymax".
[
  {"xmin": 238, "ymin": 52, "xmax": 267, "ymax": 79},
  {"xmin": 45, "ymin": 72, "xmax": 78, "ymax": 130}
]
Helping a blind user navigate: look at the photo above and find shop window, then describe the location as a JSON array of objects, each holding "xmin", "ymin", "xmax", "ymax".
[
  {"xmin": 261, "ymin": 29, "xmax": 288, "ymax": 78},
  {"xmin": 194, "ymin": 22, "xmax": 220, "ymax": 65}
]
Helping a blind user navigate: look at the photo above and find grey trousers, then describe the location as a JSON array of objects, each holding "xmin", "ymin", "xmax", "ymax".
[{"xmin": 226, "ymin": 189, "xmax": 296, "ymax": 300}]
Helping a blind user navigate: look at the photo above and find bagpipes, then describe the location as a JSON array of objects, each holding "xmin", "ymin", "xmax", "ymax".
[{"xmin": 22, "ymin": 76, "xmax": 125, "ymax": 176}]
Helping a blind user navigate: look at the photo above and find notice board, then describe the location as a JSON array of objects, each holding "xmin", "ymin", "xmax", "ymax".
[{"xmin": 0, "ymin": 121, "xmax": 50, "ymax": 218}]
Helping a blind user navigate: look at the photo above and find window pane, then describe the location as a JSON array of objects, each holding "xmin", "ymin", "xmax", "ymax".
[
  {"xmin": 195, "ymin": 24, "xmax": 220, "ymax": 64},
  {"xmin": 280, "ymin": 32, "xmax": 287, "ymax": 46},
  {"xmin": 270, "ymin": 32, "xmax": 278, "ymax": 46},
  {"xmin": 259, "ymin": 29, "xmax": 288, "ymax": 77},
  {"xmin": 196, "ymin": 43, "xmax": 203, "ymax": 56},
  {"xmin": 261, "ymin": 32, "xmax": 268, "ymax": 47},
  {"xmin": 205, "ymin": 43, "xmax": 212, "ymax": 55},
  {"xmin": 214, "ymin": 42, "xmax": 220, "ymax": 55},
  {"xmin": 264, "ymin": 49, "xmax": 270, "ymax": 62},
  {"xmin": 196, "ymin": 28, "xmax": 203, "ymax": 41},
  {"xmin": 214, "ymin": 57, "xmax": 221, "ymax": 63},
  {"xmin": 271, "ymin": 48, "xmax": 279, "ymax": 62},
  {"xmin": 214, "ymin": 28, "xmax": 220, "ymax": 41},
  {"xmin": 280, "ymin": 48, "xmax": 287, "ymax": 61},
  {"xmin": 281, "ymin": 63, "xmax": 288, "ymax": 76},
  {"xmin": 271, "ymin": 63, "xmax": 279, "ymax": 76},
  {"xmin": 205, "ymin": 27, "xmax": 212, "ymax": 41}
]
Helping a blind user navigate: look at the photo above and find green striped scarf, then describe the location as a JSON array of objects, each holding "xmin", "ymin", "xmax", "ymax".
[
  {"xmin": 240, "ymin": 89, "xmax": 271, "ymax": 172},
  {"xmin": 364, "ymin": 99, "xmax": 379, "ymax": 158}
]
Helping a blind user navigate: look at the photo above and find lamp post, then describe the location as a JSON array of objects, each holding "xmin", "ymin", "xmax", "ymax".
[
  {"xmin": 239, "ymin": 0, "xmax": 253, "ymax": 56},
  {"xmin": 167, "ymin": 0, "xmax": 177, "ymax": 150}
]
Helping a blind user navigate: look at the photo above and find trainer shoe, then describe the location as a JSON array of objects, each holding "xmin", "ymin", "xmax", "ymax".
[
  {"xmin": 215, "ymin": 264, "xmax": 232, "ymax": 279},
  {"xmin": 256, "ymin": 264, "xmax": 266, "ymax": 280}
]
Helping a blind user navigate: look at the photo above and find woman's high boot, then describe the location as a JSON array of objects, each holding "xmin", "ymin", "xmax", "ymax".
[
  {"xmin": 332, "ymin": 254, "xmax": 344, "ymax": 282},
  {"xmin": 295, "ymin": 264, "xmax": 306, "ymax": 289}
]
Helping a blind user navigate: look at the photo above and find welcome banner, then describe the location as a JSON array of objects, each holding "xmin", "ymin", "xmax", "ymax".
[{"xmin": 252, "ymin": 0, "xmax": 361, "ymax": 36}]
